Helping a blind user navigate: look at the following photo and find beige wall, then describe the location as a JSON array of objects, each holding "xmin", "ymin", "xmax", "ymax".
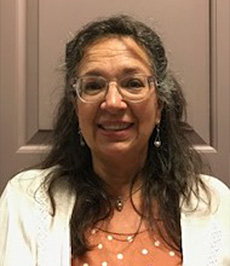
[{"xmin": 0, "ymin": 0, "xmax": 229, "ymax": 194}]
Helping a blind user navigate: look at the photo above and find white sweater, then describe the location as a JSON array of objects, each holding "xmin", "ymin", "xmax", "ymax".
[{"xmin": 0, "ymin": 169, "xmax": 229, "ymax": 266}]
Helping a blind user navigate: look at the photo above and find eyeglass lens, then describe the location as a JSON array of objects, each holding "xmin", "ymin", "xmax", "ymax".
[{"xmin": 76, "ymin": 75, "xmax": 153, "ymax": 102}]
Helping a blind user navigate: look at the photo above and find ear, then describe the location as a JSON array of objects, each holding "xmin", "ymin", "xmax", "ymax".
[{"xmin": 155, "ymin": 100, "xmax": 163, "ymax": 124}]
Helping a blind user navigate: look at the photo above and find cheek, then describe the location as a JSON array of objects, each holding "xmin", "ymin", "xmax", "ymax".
[
  {"xmin": 73, "ymin": 102, "xmax": 84, "ymax": 130},
  {"xmin": 137, "ymin": 101, "xmax": 159, "ymax": 125},
  {"xmin": 78, "ymin": 109, "xmax": 88, "ymax": 131},
  {"xmin": 76, "ymin": 104, "xmax": 97, "ymax": 136},
  {"xmin": 135, "ymin": 102, "xmax": 160, "ymax": 139}
]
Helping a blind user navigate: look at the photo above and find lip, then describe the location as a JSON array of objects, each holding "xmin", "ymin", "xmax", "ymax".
[
  {"xmin": 97, "ymin": 121, "xmax": 134, "ymax": 131},
  {"xmin": 97, "ymin": 121, "xmax": 134, "ymax": 139}
]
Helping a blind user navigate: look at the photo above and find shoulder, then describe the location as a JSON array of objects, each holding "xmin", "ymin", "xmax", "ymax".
[
  {"xmin": 0, "ymin": 167, "xmax": 57, "ymax": 213},
  {"xmin": 1, "ymin": 166, "xmax": 75, "ymax": 218},
  {"xmin": 0, "ymin": 167, "xmax": 74, "ymax": 264},
  {"xmin": 180, "ymin": 176, "xmax": 230, "ymax": 265},
  {"xmin": 200, "ymin": 174, "xmax": 229, "ymax": 211},
  {"xmin": 200, "ymin": 174, "xmax": 229, "ymax": 195},
  {"xmin": 0, "ymin": 169, "xmax": 54, "ymax": 255},
  {"xmin": 181, "ymin": 174, "xmax": 229, "ymax": 218},
  {"xmin": 9, "ymin": 167, "xmax": 54, "ymax": 192},
  {"xmin": 201, "ymin": 175, "xmax": 230, "ymax": 223},
  {"xmin": 4, "ymin": 168, "xmax": 53, "ymax": 202}
]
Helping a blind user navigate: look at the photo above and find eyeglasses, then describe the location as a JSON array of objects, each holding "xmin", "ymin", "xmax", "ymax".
[{"xmin": 71, "ymin": 74, "xmax": 156, "ymax": 103}]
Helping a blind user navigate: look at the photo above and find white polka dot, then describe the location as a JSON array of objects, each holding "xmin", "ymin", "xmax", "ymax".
[
  {"xmin": 98, "ymin": 243, "xmax": 103, "ymax": 249},
  {"xmin": 169, "ymin": 251, "xmax": 175, "ymax": 257},
  {"xmin": 102, "ymin": 262, "xmax": 108, "ymax": 266},
  {"xmin": 83, "ymin": 263, "xmax": 89, "ymax": 266},
  {"xmin": 117, "ymin": 253, "xmax": 124, "ymax": 260},
  {"xmin": 154, "ymin": 240, "xmax": 160, "ymax": 247},
  {"xmin": 142, "ymin": 248, "xmax": 148, "ymax": 255},
  {"xmin": 127, "ymin": 236, "xmax": 133, "ymax": 242},
  {"xmin": 107, "ymin": 235, "xmax": 113, "ymax": 241}
]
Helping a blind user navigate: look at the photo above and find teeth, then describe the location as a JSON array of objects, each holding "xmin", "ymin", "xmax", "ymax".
[{"xmin": 100, "ymin": 123, "xmax": 132, "ymax": 131}]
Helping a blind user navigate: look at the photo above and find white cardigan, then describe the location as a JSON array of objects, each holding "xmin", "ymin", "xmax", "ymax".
[{"xmin": 0, "ymin": 169, "xmax": 229, "ymax": 266}]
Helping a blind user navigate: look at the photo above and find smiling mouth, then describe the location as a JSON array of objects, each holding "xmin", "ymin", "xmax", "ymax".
[{"xmin": 98, "ymin": 123, "xmax": 134, "ymax": 131}]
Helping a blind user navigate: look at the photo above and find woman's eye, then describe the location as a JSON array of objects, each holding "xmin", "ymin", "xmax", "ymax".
[
  {"xmin": 123, "ymin": 78, "xmax": 144, "ymax": 89},
  {"xmin": 83, "ymin": 80, "xmax": 104, "ymax": 94}
]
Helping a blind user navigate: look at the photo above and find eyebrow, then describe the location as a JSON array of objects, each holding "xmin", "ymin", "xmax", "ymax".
[
  {"xmin": 79, "ymin": 67, "xmax": 150, "ymax": 77},
  {"xmin": 122, "ymin": 67, "xmax": 147, "ymax": 75}
]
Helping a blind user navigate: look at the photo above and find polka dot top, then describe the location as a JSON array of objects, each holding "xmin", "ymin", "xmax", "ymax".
[{"xmin": 71, "ymin": 226, "xmax": 182, "ymax": 266}]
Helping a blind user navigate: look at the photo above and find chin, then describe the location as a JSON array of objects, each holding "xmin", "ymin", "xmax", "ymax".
[{"xmin": 98, "ymin": 143, "xmax": 137, "ymax": 157}]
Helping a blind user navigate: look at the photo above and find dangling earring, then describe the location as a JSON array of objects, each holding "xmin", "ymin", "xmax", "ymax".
[
  {"xmin": 154, "ymin": 124, "xmax": 161, "ymax": 148},
  {"xmin": 78, "ymin": 128, "xmax": 85, "ymax": 146}
]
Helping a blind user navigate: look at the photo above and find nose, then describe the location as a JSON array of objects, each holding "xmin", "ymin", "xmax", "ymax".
[{"xmin": 100, "ymin": 82, "xmax": 127, "ymax": 112}]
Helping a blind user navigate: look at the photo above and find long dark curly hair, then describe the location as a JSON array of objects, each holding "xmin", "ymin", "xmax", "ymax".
[{"xmin": 40, "ymin": 15, "xmax": 210, "ymax": 257}]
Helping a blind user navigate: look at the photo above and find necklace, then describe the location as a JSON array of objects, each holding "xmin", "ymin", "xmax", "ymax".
[
  {"xmin": 115, "ymin": 196, "xmax": 124, "ymax": 211},
  {"xmin": 114, "ymin": 186, "xmax": 142, "ymax": 212},
  {"xmin": 95, "ymin": 216, "xmax": 144, "ymax": 242}
]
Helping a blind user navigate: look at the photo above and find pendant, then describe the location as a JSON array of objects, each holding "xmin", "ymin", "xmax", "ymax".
[{"xmin": 115, "ymin": 197, "xmax": 123, "ymax": 211}]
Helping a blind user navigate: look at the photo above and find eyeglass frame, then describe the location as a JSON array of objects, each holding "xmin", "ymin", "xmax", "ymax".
[{"xmin": 70, "ymin": 74, "xmax": 158, "ymax": 103}]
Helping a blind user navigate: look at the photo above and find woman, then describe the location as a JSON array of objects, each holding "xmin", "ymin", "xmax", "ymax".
[{"xmin": 0, "ymin": 15, "xmax": 229, "ymax": 266}]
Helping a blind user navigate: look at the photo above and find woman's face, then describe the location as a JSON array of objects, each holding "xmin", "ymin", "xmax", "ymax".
[{"xmin": 74, "ymin": 37, "xmax": 161, "ymax": 161}]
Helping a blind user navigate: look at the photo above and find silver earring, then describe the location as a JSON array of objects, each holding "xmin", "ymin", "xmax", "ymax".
[
  {"xmin": 154, "ymin": 124, "xmax": 161, "ymax": 148},
  {"xmin": 78, "ymin": 129, "xmax": 85, "ymax": 146},
  {"xmin": 155, "ymin": 80, "xmax": 161, "ymax": 88}
]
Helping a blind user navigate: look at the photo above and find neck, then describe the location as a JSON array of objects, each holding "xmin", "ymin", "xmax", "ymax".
[{"xmin": 92, "ymin": 152, "xmax": 146, "ymax": 197}]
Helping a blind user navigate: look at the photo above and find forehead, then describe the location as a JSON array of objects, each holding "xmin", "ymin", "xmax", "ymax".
[{"xmin": 77, "ymin": 37, "xmax": 152, "ymax": 76}]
